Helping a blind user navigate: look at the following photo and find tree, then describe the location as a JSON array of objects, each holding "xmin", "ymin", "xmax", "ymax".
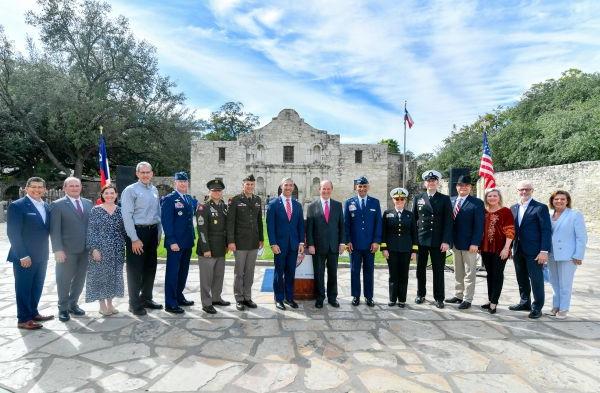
[
  {"xmin": 200, "ymin": 102, "xmax": 259, "ymax": 141},
  {"xmin": 0, "ymin": 0, "xmax": 197, "ymax": 179},
  {"xmin": 379, "ymin": 138, "xmax": 399, "ymax": 153}
]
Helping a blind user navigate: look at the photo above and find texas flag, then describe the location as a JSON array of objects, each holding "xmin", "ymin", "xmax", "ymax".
[
  {"xmin": 98, "ymin": 134, "xmax": 110, "ymax": 188},
  {"xmin": 404, "ymin": 107, "xmax": 414, "ymax": 129}
]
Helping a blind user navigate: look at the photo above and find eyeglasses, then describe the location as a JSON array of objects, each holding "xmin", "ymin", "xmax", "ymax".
[
  {"xmin": 392, "ymin": 197, "xmax": 406, "ymax": 201},
  {"xmin": 517, "ymin": 188, "xmax": 532, "ymax": 192}
]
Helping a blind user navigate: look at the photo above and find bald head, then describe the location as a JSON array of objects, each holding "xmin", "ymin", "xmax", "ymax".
[{"xmin": 517, "ymin": 180, "xmax": 534, "ymax": 203}]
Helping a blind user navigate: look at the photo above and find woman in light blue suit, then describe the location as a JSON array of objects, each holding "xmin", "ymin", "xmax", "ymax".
[{"xmin": 547, "ymin": 190, "xmax": 587, "ymax": 319}]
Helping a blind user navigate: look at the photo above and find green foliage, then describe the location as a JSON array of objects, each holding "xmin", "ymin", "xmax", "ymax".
[
  {"xmin": 425, "ymin": 69, "xmax": 600, "ymax": 176},
  {"xmin": 379, "ymin": 138, "xmax": 399, "ymax": 153},
  {"xmin": 199, "ymin": 101, "xmax": 259, "ymax": 141}
]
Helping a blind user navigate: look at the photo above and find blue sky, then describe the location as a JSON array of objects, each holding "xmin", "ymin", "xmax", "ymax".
[{"xmin": 2, "ymin": 0, "xmax": 600, "ymax": 153}]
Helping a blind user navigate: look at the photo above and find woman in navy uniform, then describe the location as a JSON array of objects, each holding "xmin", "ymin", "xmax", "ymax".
[{"xmin": 381, "ymin": 187, "xmax": 418, "ymax": 307}]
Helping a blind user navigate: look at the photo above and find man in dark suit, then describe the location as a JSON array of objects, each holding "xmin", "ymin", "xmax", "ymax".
[
  {"xmin": 161, "ymin": 172, "xmax": 195, "ymax": 314},
  {"xmin": 412, "ymin": 170, "xmax": 453, "ymax": 308},
  {"xmin": 266, "ymin": 177, "xmax": 305, "ymax": 310},
  {"xmin": 50, "ymin": 177, "xmax": 93, "ymax": 322},
  {"xmin": 344, "ymin": 176, "xmax": 382, "ymax": 307},
  {"xmin": 7, "ymin": 177, "xmax": 53, "ymax": 329},
  {"xmin": 509, "ymin": 180, "xmax": 552, "ymax": 319},
  {"xmin": 444, "ymin": 175, "xmax": 484, "ymax": 310},
  {"xmin": 306, "ymin": 180, "xmax": 345, "ymax": 308}
]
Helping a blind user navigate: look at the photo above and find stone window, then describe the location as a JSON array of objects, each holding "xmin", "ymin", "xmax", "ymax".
[
  {"xmin": 355, "ymin": 150, "xmax": 363, "ymax": 163},
  {"xmin": 283, "ymin": 146, "xmax": 294, "ymax": 163},
  {"xmin": 218, "ymin": 147, "xmax": 226, "ymax": 162}
]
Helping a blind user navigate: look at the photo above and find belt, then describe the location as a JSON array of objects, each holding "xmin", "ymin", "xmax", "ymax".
[{"xmin": 135, "ymin": 223, "xmax": 158, "ymax": 228}]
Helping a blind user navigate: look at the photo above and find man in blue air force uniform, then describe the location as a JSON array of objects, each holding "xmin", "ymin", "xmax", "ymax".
[
  {"xmin": 344, "ymin": 176, "xmax": 382, "ymax": 307},
  {"xmin": 161, "ymin": 172, "xmax": 195, "ymax": 314}
]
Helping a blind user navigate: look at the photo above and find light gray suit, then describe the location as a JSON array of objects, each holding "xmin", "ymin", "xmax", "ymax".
[{"xmin": 50, "ymin": 196, "xmax": 93, "ymax": 311}]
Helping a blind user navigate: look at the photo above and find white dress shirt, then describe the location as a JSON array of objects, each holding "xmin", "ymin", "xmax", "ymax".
[
  {"xmin": 518, "ymin": 198, "xmax": 532, "ymax": 226},
  {"xmin": 27, "ymin": 195, "xmax": 46, "ymax": 223}
]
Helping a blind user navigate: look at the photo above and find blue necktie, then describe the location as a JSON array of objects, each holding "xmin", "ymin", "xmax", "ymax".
[{"xmin": 361, "ymin": 198, "xmax": 365, "ymax": 210}]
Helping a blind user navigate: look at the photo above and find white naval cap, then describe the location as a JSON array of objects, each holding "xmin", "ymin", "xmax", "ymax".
[
  {"xmin": 389, "ymin": 187, "xmax": 409, "ymax": 198},
  {"xmin": 422, "ymin": 170, "xmax": 442, "ymax": 181}
]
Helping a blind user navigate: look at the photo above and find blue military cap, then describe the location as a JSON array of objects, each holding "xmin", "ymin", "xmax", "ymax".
[
  {"xmin": 354, "ymin": 176, "xmax": 369, "ymax": 185},
  {"xmin": 174, "ymin": 171, "xmax": 189, "ymax": 181}
]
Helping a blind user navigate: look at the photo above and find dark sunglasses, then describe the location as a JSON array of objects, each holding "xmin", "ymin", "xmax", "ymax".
[{"xmin": 392, "ymin": 197, "xmax": 406, "ymax": 201}]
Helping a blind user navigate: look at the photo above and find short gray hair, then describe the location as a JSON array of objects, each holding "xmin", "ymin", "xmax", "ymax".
[
  {"xmin": 136, "ymin": 162, "xmax": 152, "ymax": 172},
  {"xmin": 26, "ymin": 177, "xmax": 45, "ymax": 187},
  {"xmin": 320, "ymin": 179, "xmax": 333, "ymax": 189},
  {"xmin": 63, "ymin": 176, "xmax": 81, "ymax": 187},
  {"xmin": 280, "ymin": 177, "xmax": 294, "ymax": 185}
]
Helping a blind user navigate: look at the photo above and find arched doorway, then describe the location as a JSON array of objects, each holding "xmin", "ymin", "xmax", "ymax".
[{"xmin": 312, "ymin": 177, "xmax": 320, "ymax": 197}]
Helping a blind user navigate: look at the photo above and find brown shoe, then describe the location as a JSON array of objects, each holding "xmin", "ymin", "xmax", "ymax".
[
  {"xmin": 18, "ymin": 320, "xmax": 43, "ymax": 330},
  {"xmin": 33, "ymin": 314, "xmax": 54, "ymax": 322}
]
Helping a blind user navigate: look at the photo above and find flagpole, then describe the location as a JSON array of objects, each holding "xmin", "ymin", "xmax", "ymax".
[{"xmin": 402, "ymin": 100, "xmax": 407, "ymax": 188}]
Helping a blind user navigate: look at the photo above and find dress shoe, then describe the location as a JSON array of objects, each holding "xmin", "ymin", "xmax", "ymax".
[
  {"xmin": 328, "ymin": 300, "xmax": 340, "ymax": 308},
  {"xmin": 351, "ymin": 297, "xmax": 360, "ymax": 306},
  {"xmin": 165, "ymin": 306, "xmax": 185, "ymax": 314},
  {"xmin": 179, "ymin": 299, "xmax": 195, "ymax": 307},
  {"xmin": 445, "ymin": 296, "xmax": 462, "ymax": 304},
  {"xmin": 202, "ymin": 305, "xmax": 217, "ymax": 314},
  {"xmin": 212, "ymin": 300, "xmax": 231, "ymax": 307},
  {"xmin": 398, "ymin": 303, "xmax": 406, "ymax": 308},
  {"xmin": 315, "ymin": 301, "xmax": 323, "ymax": 309},
  {"xmin": 17, "ymin": 320, "xmax": 43, "ymax": 330},
  {"xmin": 58, "ymin": 310, "xmax": 70, "ymax": 322},
  {"xmin": 458, "ymin": 301, "xmax": 471, "ymax": 310},
  {"xmin": 481, "ymin": 303, "xmax": 491, "ymax": 310},
  {"xmin": 129, "ymin": 307, "xmax": 147, "ymax": 316},
  {"xmin": 33, "ymin": 314, "xmax": 54, "ymax": 322},
  {"xmin": 366, "ymin": 298, "xmax": 375, "ymax": 307},
  {"xmin": 388, "ymin": 301, "xmax": 397, "ymax": 307},
  {"xmin": 434, "ymin": 300, "xmax": 445, "ymax": 309},
  {"xmin": 236, "ymin": 301, "xmax": 246, "ymax": 311},
  {"xmin": 275, "ymin": 302, "xmax": 286, "ymax": 310},
  {"xmin": 508, "ymin": 303, "xmax": 531, "ymax": 311},
  {"xmin": 244, "ymin": 299, "xmax": 257, "ymax": 308},
  {"xmin": 528, "ymin": 310, "xmax": 542, "ymax": 319},
  {"xmin": 143, "ymin": 300, "xmax": 163, "ymax": 310},
  {"xmin": 68, "ymin": 305, "xmax": 85, "ymax": 316},
  {"xmin": 284, "ymin": 300, "xmax": 299, "ymax": 309},
  {"xmin": 414, "ymin": 296, "xmax": 425, "ymax": 304}
]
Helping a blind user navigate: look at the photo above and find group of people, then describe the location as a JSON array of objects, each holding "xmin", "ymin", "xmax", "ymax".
[{"xmin": 6, "ymin": 162, "xmax": 588, "ymax": 330}]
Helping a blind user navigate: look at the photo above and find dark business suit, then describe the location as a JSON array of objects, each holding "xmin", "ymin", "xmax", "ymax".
[
  {"xmin": 266, "ymin": 196, "xmax": 304, "ymax": 303},
  {"xmin": 161, "ymin": 191, "xmax": 195, "ymax": 308},
  {"xmin": 511, "ymin": 199, "xmax": 552, "ymax": 312},
  {"xmin": 7, "ymin": 196, "xmax": 51, "ymax": 323},
  {"xmin": 50, "ymin": 196, "xmax": 92, "ymax": 312},
  {"xmin": 306, "ymin": 198, "xmax": 344, "ymax": 303},
  {"xmin": 412, "ymin": 191, "xmax": 453, "ymax": 301}
]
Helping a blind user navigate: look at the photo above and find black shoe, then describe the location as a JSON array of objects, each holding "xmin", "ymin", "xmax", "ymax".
[
  {"xmin": 488, "ymin": 307, "xmax": 497, "ymax": 314},
  {"xmin": 179, "ymin": 299, "xmax": 195, "ymax": 307},
  {"xmin": 202, "ymin": 305, "xmax": 217, "ymax": 314},
  {"xmin": 328, "ymin": 300, "xmax": 340, "ymax": 308},
  {"xmin": 275, "ymin": 302, "xmax": 286, "ymax": 310},
  {"xmin": 481, "ymin": 303, "xmax": 491, "ymax": 310},
  {"xmin": 58, "ymin": 310, "xmax": 70, "ymax": 322},
  {"xmin": 415, "ymin": 296, "xmax": 425, "ymax": 304},
  {"xmin": 351, "ymin": 297, "xmax": 360, "ymax": 306},
  {"xmin": 458, "ymin": 301, "xmax": 471, "ymax": 310},
  {"xmin": 398, "ymin": 303, "xmax": 406, "ymax": 308},
  {"xmin": 509, "ymin": 303, "xmax": 532, "ymax": 311},
  {"xmin": 165, "ymin": 306, "xmax": 185, "ymax": 314},
  {"xmin": 388, "ymin": 301, "xmax": 397, "ymax": 307},
  {"xmin": 315, "ymin": 301, "xmax": 323, "ymax": 309},
  {"xmin": 366, "ymin": 298, "xmax": 375, "ymax": 307},
  {"xmin": 236, "ymin": 301, "xmax": 246, "ymax": 311},
  {"xmin": 144, "ymin": 300, "xmax": 163, "ymax": 310},
  {"xmin": 528, "ymin": 310, "xmax": 542, "ymax": 319},
  {"xmin": 68, "ymin": 305, "xmax": 86, "ymax": 316},
  {"xmin": 244, "ymin": 299, "xmax": 258, "ymax": 308},
  {"xmin": 212, "ymin": 300, "xmax": 231, "ymax": 307},
  {"xmin": 129, "ymin": 307, "xmax": 147, "ymax": 316},
  {"xmin": 444, "ymin": 297, "xmax": 462, "ymax": 304},
  {"xmin": 435, "ymin": 300, "xmax": 445, "ymax": 309},
  {"xmin": 284, "ymin": 300, "xmax": 299, "ymax": 309}
]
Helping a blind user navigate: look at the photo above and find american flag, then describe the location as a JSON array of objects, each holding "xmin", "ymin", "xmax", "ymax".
[
  {"xmin": 404, "ymin": 107, "xmax": 414, "ymax": 129},
  {"xmin": 478, "ymin": 131, "xmax": 496, "ymax": 189}
]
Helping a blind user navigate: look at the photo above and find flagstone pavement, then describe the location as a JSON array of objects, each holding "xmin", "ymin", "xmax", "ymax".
[{"xmin": 0, "ymin": 223, "xmax": 599, "ymax": 392}]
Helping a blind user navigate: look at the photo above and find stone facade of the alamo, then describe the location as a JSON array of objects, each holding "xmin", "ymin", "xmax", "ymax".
[{"xmin": 191, "ymin": 109, "xmax": 401, "ymax": 210}]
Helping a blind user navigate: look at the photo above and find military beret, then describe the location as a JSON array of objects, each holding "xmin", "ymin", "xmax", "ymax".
[
  {"xmin": 422, "ymin": 170, "xmax": 442, "ymax": 181},
  {"xmin": 354, "ymin": 176, "xmax": 369, "ymax": 185},
  {"xmin": 174, "ymin": 171, "xmax": 189, "ymax": 181},
  {"xmin": 207, "ymin": 178, "xmax": 225, "ymax": 191},
  {"xmin": 243, "ymin": 174, "xmax": 256, "ymax": 182},
  {"xmin": 456, "ymin": 174, "xmax": 472, "ymax": 185},
  {"xmin": 390, "ymin": 187, "xmax": 409, "ymax": 198}
]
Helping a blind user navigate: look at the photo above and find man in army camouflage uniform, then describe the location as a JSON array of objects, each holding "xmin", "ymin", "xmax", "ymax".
[
  {"xmin": 196, "ymin": 179, "xmax": 231, "ymax": 314},
  {"xmin": 227, "ymin": 174, "xmax": 264, "ymax": 311}
]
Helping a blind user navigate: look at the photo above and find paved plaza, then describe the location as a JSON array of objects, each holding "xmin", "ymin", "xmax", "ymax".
[{"xmin": 0, "ymin": 223, "xmax": 599, "ymax": 393}]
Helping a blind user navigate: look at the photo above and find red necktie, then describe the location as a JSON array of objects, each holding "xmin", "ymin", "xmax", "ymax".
[
  {"xmin": 75, "ymin": 199, "xmax": 83, "ymax": 216},
  {"xmin": 324, "ymin": 200, "xmax": 330, "ymax": 223},
  {"xmin": 285, "ymin": 198, "xmax": 292, "ymax": 221},
  {"xmin": 453, "ymin": 198, "xmax": 462, "ymax": 219}
]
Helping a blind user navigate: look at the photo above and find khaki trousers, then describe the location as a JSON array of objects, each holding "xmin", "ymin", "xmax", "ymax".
[
  {"xmin": 453, "ymin": 248, "xmax": 479, "ymax": 303},
  {"xmin": 233, "ymin": 249, "xmax": 258, "ymax": 302},
  {"xmin": 198, "ymin": 256, "xmax": 225, "ymax": 307}
]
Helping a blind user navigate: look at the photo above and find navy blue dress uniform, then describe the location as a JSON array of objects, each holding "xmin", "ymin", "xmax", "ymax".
[
  {"xmin": 381, "ymin": 187, "xmax": 418, "ymax": 306},
  {"xmin": 412, "ymin": 170, "xmax": 453, "ymax": 306},
  {"xmin": 343, "ymin": 176, "xmax": 382, "ymax": 306},
  {"xmin": 161, "ymin": 172, "xmax": 195, "ymax": 313}
]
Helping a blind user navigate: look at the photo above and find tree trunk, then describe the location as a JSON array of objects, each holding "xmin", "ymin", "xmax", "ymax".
[{"xmin": 74, "ymin": 156, "xmax": 84, "ymax": 179}]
